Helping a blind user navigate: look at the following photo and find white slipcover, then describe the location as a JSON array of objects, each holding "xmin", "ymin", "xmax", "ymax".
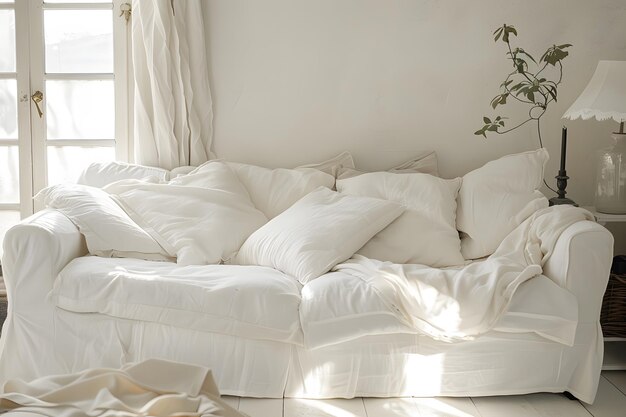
[{"xmin": 0, "ymin": 210, "xmax": 613, "ymax": 404}]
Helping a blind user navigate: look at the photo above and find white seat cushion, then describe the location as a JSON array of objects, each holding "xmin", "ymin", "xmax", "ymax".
[
  {"xmin": 301, "ymin": 269, "xmax": 578, "ymax": 349},
  {"xmin": 52, "ymin": 257, "xmax": 303, "ymax": 345}
]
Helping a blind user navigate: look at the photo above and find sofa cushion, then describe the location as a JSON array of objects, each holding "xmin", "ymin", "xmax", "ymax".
[
  {"xmin": 225, "ymin": 161, "xmax": 335, "ymax": 219},
  {"xmin": 337, "ymin": 171, "xmax": 464, "ymax": 267},
  {"xmin": 457, "ymin": 149, "xmax": 549, "ymax": 260},
  {"xmin": 107, "ymin": 161, "xmax": 267, "ymax": 265},
  {"xmin": 52, "ymin": 257, "xmax": 303, "ymax": 345},
  {"xmin": 36, "ymin": 183, "xmax": 171, "ymax": 261},
  {"xmin": 300, "ymin": 269, "xmax": 578, "ymax": 349},
  {"xmin": 236, "ymin": 187, "xmax": 404, "ymax": 284}
]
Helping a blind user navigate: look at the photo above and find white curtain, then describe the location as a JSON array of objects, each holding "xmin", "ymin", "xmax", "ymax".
[{"xmin": 132, "ymin": 0, "xmax": 214, "ymax": 170}]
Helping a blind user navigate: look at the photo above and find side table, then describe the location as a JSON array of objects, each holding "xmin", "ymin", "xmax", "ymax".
[{"xmin": 584, "ymin": 207, "xmax": 626, "ymax": 370}]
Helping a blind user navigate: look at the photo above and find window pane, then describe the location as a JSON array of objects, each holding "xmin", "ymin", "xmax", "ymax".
[
  {"xmin": 0, "ymin": 79, "xmax": 17, "ymax": 139},
  {"xmin": 47, "ymin": 146, "xmax": 115, "ymax": 185},
  {"xmin": 44, "ymin": 9, "xmax": 113, "ymax": 73},
  {"xmin": 0, "ymin": 146, "xmax": 19, "ymax": 203},
  {"xmin": 46, "ymin": 79, "xmax": 114, "ymax": 140},
  {"xmin": 0, "ymin": 10, "xmax": 15, "ymax": 72}
]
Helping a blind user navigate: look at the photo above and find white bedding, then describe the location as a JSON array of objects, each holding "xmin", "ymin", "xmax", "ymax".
[
  {"xmin": 301, "ymin": 271, "xmax": 577, "ymax": 349},
  {"xmin": 52, "ymin": 257, "xmax": 303, "ymax": 345},
  {"xmin": 0, "ymin": 359, "xmax": 243, "ymax": 417},
  {"xmin": 40, "ymin": 165, "xmax": 590, "ymax": 346},
  {"xmin": 331, "ymin": 205, "xmax": 592, "ymax": 342}
]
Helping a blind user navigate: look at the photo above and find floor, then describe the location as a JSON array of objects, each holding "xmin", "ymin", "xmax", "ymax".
[{"xmin": 221, "ymin": 371, "xmax": 626, "ymax": 417}]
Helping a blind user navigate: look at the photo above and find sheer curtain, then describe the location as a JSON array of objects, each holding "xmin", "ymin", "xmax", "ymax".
[{"xmin": 132, "ymin": 0, "xmax": 214, "ymax": 170}]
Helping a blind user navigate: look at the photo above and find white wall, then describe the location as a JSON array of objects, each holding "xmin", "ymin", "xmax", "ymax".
[{"xmin": 203, "ymin": 0, "xmax": 626, "ymax": 249}]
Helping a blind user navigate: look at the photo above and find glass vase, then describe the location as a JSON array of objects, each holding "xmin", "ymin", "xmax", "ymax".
[{"xmin": 595, "ymin": 133, "xmax": 626, "ymax": 214}]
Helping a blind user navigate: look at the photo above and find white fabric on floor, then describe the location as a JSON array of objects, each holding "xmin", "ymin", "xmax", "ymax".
[
  {"xmin": 0, "ymin": 359, "xmax": 243, "ymax": 417},
  {"xmin": 132, "ymin": 0, "xmax": 214, "ymax": 169}
]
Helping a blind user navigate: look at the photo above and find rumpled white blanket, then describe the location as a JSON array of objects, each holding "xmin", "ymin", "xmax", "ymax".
[
  {"xmin": 333, "ymin": 205, "xmax": 593, "ymax": 342},
  {"xmin": 0, "ymin": 359, "xmax": 244, "ymax": 417}
]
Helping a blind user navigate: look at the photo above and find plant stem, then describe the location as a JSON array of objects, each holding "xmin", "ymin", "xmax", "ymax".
[
  {"xmin": 497, "ymin": 117, "xmax": 535, "ymax": 134},
  {"xmin": 536, "ymin": 117, "xmax": 559, "ymax": 194}
]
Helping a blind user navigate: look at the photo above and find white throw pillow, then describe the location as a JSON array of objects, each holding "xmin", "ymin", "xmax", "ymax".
[
  {"xmin": 236, "ymin": 187, "xmax": 404, "ymax": 284},
  {"xmin": 337, "ymin": 151, "xmax": 439, "ymax": 179},
  {"xmin": 110, "ymin": 162, "xmax": 268, "ymax": 265},
  {"xmin": 337, "ymin": 172, "xmax": 464, "ymax": 267},
  {"xmin": 226, "ymin": 161, "xmax": 335, "ymax": 218},
  {"xmin": 297, "ymin": 151, "xmax": 356, "ymax": 177},
  {"xmin": 36, "ymin": 183, "xmax": 171, "ymax": 261},
  {"xmin": 457, "ymin": 148, "xmax": 550, "ymax": 260},
  {"xmin": 77, "ymin": 161, "xmax": 169, "ymax": 188}
]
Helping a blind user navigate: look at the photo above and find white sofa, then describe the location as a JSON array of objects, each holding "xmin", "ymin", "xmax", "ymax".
[{"xmin": 0, "ymin": 151, "xmax": 614, "ymax": 404}]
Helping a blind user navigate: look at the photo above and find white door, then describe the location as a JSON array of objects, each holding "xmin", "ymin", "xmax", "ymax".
[{"xmin": 0, "ymin": 0, "xmax": 130, "ymax": 255}]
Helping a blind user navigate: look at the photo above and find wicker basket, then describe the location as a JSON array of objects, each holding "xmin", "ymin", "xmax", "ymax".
[
  {"xmin": 0, "ymin": 297, "xmax": 6, "ymax": 334},
  {"xmin": 601, "ymin": 272, "xmax": 626, "ymax": 338}
]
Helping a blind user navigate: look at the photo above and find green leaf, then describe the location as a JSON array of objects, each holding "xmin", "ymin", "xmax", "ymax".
[
  {"xmin": 500, "ymin": 79, "xmax": 513, "ymax": 89},
  {"xmin": 541, "ymin": 44, "xmax": 571, "ymax": 66},
  {"xmin": 546, "ymin": 85, "xmax": 557, "ymax": 102},
  {"xmin": 493, "ymin": 27, "xmax": 503, "ymax": 42},
  {"xmin": 483, "ymin": 117, "xmax": 491, "ymax": 124},
  {"xmin": 527, "ymin": 91, "xmax": 535, "ymax": 102},
  {"xmin": 518, "ymin": 48, "xmax": 536, "ymax": 63}
]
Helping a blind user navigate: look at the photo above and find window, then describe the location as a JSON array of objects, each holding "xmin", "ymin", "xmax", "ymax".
[{"xmin": 0, "ymin": 0, "xmax": 130, "ymax": 258}]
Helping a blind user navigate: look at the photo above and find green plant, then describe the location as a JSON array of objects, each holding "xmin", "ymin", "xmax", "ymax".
[{"xmin": 475, "ymin": 24, "xmax": 571, "ymax": 149}]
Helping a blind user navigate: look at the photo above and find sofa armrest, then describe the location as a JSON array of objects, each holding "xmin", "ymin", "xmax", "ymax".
[
  {"xmin": 1, "ymin": 209, "xmax": 87, "ymax": 312},
  {"xmin": 543, "ymin": 220, "xmax": 613, "ymax": 323}
]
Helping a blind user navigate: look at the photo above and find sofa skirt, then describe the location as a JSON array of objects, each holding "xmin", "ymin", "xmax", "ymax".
[
  {"xmin": 286, "ymin": 324, "xmax": 602, "ymax": 403},
  {"xmin": 0, "ymin": 304, "xmax": 604, "ymax": 403}
]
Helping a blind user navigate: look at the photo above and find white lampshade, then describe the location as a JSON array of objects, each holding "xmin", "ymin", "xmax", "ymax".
[{"xmin": 563, "ymin": 60, "xmax": 626, "ymax": 123}]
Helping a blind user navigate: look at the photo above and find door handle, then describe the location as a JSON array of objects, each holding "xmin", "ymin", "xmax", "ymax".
[{"xmin": 31, "ymin": 90, "xmax": 43, "ymax": 118}]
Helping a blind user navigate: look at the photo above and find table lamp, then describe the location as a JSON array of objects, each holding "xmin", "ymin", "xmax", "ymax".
[{"xmin": 563, "ymin": 60, "xmax": 626, "ymax": 214}]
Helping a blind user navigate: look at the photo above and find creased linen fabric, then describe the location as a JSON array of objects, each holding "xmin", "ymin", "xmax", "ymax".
[
  {"xmin": 132, "ymin": 0, "xmax": 214, "ymax": 169},
  {"xmin": 0, "ymin": 359, "xmax": 244, "ymax": 417},
  {"xmin": 333, "ymin": 205, "xmax": 593, "ymax": 342}
]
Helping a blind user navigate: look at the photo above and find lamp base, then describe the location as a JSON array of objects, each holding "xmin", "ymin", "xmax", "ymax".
[
  {"xmin": 550, "ymin": 169, "xmax": 577, "ymax": 207},
  {"xmin": 549, "ymin": 196, "xmax": 578, "ymax": 207}
]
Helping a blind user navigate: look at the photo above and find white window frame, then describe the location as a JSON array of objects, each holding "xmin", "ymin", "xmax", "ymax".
[{"xmin": 26, "ymin": 0, "xmax": 131, "ymax": 207}]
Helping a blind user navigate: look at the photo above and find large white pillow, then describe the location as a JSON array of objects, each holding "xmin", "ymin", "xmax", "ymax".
[
  {"xmin": 337, "ymin": 172, "xmax": 464, "ymax": 267},
  {"xmin": 109, "ymin": 162, "xmax": 268, "ymax": 265},
  {"xmin": 226, "ymin": 161, "xmax": 335, "ymax": 219},
  {"xmin": 77, "ymin": 161, "xmax": 169, "ymax": 188},
  {"xmin": 337, "ymin": 151, "xmax": 439, "ymax": 180},
  {"xmin": 36, "ymin": 183, "xmax": 171, "ymax": 261},
  {"xmin": 236, "ymin": 187, "xmax": 404, "ymax": 284},
  {"xmin": 297, "ymin": 151, "xmax": 355, "ymax": 177},
  {"xmin": 457, "ymin": 148, "xmax": 549, "ymax": 260}
]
